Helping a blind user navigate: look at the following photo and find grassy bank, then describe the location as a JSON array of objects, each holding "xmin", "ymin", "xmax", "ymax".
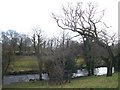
[
  {"xmin": 3, "ymin": 73, "xmax": 118, "ymax": 88},
  {"xmin": 7, "ymin": 56, "xmax": 39, "ymax": 72}
]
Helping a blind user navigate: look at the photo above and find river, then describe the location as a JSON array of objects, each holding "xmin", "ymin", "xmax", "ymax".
[{"xmin": 3, "ymin": 67, "xmax": 114, "ymax": 85}]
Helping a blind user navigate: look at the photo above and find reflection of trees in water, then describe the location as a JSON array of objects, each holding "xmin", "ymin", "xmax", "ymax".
[{"xmin": 3, "ymin": 67, "xmax": 115, "ymax": 85}]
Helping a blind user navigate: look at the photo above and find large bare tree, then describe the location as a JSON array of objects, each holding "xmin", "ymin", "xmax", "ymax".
[{"xmin": 52, "ymin": 2, "xmax": 115, "ymax": 76}]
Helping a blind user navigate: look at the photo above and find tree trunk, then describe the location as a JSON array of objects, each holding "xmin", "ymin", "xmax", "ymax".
[
  {"xmin": 91, "ymin": 68, "xmax": 94, "ymax": 75},
  {"xmin": 87, "ymin": 69, "xmax": 94, "ymax": 76},
  {"xmin": 96, "ymin": 39, "xmax": 113, "ymax": 77},
  {"xmin": 38, "ymin": 57, "xmax": 43, "ymax": 81},
  {"xmin": 19, "ymin": 47, "xmax": 22, "ymax": 55},
  {"xmin": 39, "ymin": 72, "xmax": 42, "ymax": 80},
  {"xmin": 82, "ymin": 36, "xmax": 94, "ymax": 76},
  {"xmin": 88, "ymin": 68, "xmax": 91, "ymax": 76},
  {"xmin": 107, "ymin": 66, "xmax": 112, "ymax": 76},
  {"xmin": 87, "ymin": 64, "xmax": 93, "ymax": 76},
  {"xmin": 106, "ymin": 47, "xmax": 113, "ymax": 76}
]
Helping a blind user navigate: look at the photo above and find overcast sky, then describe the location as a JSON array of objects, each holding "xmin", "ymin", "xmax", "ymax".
[{"xmin": 0, "ymin": 0, "xmax": 119, "ymax": 38}]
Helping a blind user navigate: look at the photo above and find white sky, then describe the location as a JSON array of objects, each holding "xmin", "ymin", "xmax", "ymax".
[{"xmin": 0, "ymin": 0, "xmax": 119, "ymax": 38}]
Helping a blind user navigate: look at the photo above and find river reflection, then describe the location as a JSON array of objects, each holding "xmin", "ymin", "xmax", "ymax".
[{"xmin": 3, "ymin": 67, "xmax": 114, "ymax": 85}]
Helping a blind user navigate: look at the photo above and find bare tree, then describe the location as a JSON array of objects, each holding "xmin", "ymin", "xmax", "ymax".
[
  {"xmin": 44, "ymin": 32, "xmax": 77, "ymax": 84},
  {"xmin": 97, "ymin": 31, "xmax": 118, "ymax": 76},
  {"xmin": 52, "ymin": 2, "xmax": 115, "ymax": 76},
  {"xmin": 18, "ymin": 35, "xmax": 23, "ymax": 55},
  {"xmin": 32, "ymin": 28, "xmax": 44, "ymax": 80},
  {"xmin": 1, "ymin": 30, "xmax": 19, "ymax": 78}
]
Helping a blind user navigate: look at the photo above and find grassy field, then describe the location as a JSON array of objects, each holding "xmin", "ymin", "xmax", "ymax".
[
  {"xmin": 7, "ymin": 56, "xmax": 39, "ymax": 72},
  {"xmin": 3, "ymin": 73, "xmax": 118, "ymax": 88},
  {"xmin": 7, "ymin": 55, "xmax": 85, "ymax": 72}
]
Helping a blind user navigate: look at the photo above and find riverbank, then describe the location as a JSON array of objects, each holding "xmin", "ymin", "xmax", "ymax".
[
  {"xmin": 7, "ymin": 56, "xmax": 39, "ymax": 72},
  {"xmin": 3, "ymin": 73, "xmax": 118, "ymax": 88}
]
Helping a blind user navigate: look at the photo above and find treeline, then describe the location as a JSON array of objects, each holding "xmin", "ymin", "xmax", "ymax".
[
  {"xmin": 1, "ymin": 29, "xmax": 83, "ymax": 83},
  {"xmin": 1, "ymin": 29, "xmax": 119, "ymax": 83}
]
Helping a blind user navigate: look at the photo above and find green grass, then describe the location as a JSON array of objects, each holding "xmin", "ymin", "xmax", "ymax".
[
  {"xmin": 8, "ymin": 56, "xmax": 39, "ymax": 72},
  {"xmin": 119, "ymin": 72, "xmax": 120, "ymax": 90},
  {"xmin": 3, "ymin": 73, "xmax": 118, "ymax": 88}
]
